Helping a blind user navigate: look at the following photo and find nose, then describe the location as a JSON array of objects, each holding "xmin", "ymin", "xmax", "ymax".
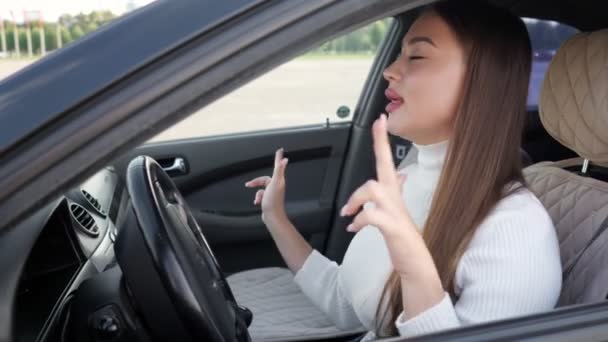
[{"xmin": 383, "ymin": 60, "xmax": 401, "ymax": 83}]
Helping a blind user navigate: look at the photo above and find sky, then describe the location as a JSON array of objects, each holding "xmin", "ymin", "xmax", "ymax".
[{"xmin": 0, "ymin": 0, "xmax": 155, "ymax": 23}]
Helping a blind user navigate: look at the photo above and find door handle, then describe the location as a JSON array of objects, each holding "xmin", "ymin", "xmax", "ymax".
[{"xmin": 162, "ymin": 157, "xmax": 187, "ymax": 175}]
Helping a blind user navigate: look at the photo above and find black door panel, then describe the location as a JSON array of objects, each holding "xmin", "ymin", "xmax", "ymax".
[
  {"xmin": 193, "ymin": 200, "xmax": 331, "ymax": 244},
  {"xmin": 115, "ymin": 123, "xmax": 350, "ymax": 273}
]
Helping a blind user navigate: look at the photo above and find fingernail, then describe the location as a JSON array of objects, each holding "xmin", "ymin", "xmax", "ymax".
[
  {"xmin": 340, "ymin": 205, "xmax": 349, "ymax": 216},
  {"xmin": 346, "ymin": 224, "xmax": 355, "ymax": 232}
]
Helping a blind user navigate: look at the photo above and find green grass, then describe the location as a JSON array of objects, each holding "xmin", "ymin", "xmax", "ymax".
[{"xmin": 0, "ymin": 55, "xmax": 42, "ymax": 62}]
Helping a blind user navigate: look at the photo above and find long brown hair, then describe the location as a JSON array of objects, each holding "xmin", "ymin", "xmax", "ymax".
[{"xmin": 375, "ymin": 0, "xmax": 532, "ymax": 336}]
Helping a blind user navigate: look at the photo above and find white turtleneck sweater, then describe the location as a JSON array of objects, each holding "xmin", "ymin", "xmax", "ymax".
[{"xmin": 293, "ymin": 141, "xmax": 562, "ymax": 340}]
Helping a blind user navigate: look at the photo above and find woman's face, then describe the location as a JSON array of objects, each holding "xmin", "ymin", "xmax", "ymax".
[{"xmin": 383, "ymin": 11, "xmax": 468, "ymax": 145}]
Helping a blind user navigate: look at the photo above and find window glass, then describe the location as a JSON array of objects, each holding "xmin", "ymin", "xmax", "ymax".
[
  {"xmin": 150, "ymin": 19, "xmax": 393, "ymax": 142},
  {"xmin": 0, "ymin": 0, "xmax": 156, "ymax": 82},
  {"xmin": 524, "ymin": 18, "xmax": 578, "ymax": 108}
]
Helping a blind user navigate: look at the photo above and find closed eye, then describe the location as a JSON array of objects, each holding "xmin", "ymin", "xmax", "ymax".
[{"xmin": 408, "ymin": 56, "xmax": 425, "ymax": 61}]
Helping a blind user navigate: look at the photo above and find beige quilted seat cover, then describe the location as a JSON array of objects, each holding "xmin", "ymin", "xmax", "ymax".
[
  {"xmin": 227, "ymin": 268, "xmax": 365, "ymax": 341},
  {"xmin": 525, "ymin": 28, "xmax": 608, "ymax": 306},
  {"xmin": 525, "ymin": 160, "xmax": 608, "ymax": 305}
]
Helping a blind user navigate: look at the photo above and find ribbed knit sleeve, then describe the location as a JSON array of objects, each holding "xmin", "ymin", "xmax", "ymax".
[
  {"xmin": 395, "ymin": 201, "xmax": 562, "ymax": 338},
  {"xmin": 293, "ymin": 249, "xmax": 364, "ymax": 330}
]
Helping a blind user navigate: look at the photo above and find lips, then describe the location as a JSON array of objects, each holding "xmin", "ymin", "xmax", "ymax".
[{"xmin": 385, "ymin": 88, "xmax": 404, "ymax": 113}]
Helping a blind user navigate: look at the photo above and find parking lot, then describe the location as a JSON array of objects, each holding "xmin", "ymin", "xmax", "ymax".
[{"xmin": 0, "ymin": 57, "xmax": 375, "ymax": 142}]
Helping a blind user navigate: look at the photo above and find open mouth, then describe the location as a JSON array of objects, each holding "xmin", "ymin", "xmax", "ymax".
[{"xmin": 385, "ymin": 88, "xmax": 404, "ymax": 113}]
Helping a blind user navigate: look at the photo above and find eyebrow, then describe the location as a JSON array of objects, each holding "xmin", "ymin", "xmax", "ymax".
[{"xmin": 404, "ymin": 36, "xmax": 437, "ymax": 48}]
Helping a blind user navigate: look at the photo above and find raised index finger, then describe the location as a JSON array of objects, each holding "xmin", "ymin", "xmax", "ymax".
[
  {"xmin": 272, "ymin": 148, "xmax": 284, "ymax": 177},
  {"xmin": 373, "ymin": 114, "xmax": 398, "ymax": 184}
]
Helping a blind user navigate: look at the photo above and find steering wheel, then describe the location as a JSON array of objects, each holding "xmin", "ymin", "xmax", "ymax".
[{"xmin": 115, "ymin": 156, "xmax": 250, "ymax": 342}]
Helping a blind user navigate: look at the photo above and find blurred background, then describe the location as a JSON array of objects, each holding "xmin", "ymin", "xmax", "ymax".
[{"xmin": 0, "ymin": 2, "xmax": 578, "ymax": 142}]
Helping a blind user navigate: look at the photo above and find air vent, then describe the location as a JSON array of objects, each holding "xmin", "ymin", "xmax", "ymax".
[
  {"xmin": 69, "ymin": 203, "xmax": 100, "ymax": 237},
  {"xmin": 81, "ymin": 190, "xmax": 106, "ymax": 217}
]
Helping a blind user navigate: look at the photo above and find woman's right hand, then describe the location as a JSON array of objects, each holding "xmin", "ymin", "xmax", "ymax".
[{"xmin": 245, "ymin": 148, "xmax": 289, "ymax": 223}]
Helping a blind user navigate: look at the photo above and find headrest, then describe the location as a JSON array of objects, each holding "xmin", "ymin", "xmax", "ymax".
[{"xmin": 539, "ymin": 29, "xmax": 608, "ymax": 166}]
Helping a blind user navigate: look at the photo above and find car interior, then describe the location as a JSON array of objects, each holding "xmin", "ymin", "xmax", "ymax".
[{"xmin": 10, "ymin": 0, "xmax": 608, "ymax": 341}]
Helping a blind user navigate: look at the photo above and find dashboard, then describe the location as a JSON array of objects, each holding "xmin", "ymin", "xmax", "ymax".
[{"xmin": 15, "ymin": 166, "xmax": 130, "ymax": 342}]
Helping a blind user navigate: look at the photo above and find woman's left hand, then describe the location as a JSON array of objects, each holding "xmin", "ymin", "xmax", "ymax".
[{"xmin": 340, "ymin": 114, "xmax": 444, "ymax": 315}]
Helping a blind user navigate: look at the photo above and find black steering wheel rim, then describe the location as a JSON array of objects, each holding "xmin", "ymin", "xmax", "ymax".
[{"xmin": 115, "ymin": 156, "xmax": 246, "ymax": 341}]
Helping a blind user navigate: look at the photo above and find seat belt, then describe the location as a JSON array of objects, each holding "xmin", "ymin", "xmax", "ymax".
[{"xmin": 563, "ymin": 214, "xmax": 608, "ymax": 281}]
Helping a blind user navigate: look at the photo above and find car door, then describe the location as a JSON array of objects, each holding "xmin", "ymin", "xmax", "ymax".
[{"xmin": 113, "ymin": 19, "xmax": 395, "ymax": 273}]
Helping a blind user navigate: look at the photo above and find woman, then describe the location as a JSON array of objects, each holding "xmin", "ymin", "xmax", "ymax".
[{"xmin": 244, "ymin": 0, "xmax": 562, "ymax": 339}]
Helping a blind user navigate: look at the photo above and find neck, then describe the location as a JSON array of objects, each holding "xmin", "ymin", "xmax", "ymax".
[{"xmin": 413, "ymin": 139, "xmax": 449, "ymax": 170}]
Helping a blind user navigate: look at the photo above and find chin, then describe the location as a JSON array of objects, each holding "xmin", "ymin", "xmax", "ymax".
[{"xmin": 386, "ymin": 112, "xmax": 412, "ymax": 139}]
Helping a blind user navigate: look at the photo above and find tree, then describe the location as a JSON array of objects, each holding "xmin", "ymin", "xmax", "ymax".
[
  {"xmin": 75, "ymin": 13, "xmax": 88, "ymax": 28},
  {"xmin": 5, "ymin": 26, "xmax": 17, "ymax": 52},
  {"xmin": 61, "ymin": 27, "xmax": 73, "ymax": 46},
  {"xmin": 70, "ymin": 25, "xmax": 84, "ymax": 41},
  {"xmin": 359, "ymin": 35, "xmax": 373, "ymax": 53},
  {"xmin": 58, "ymin": 14, "xmax": 74, "ymax": 27},
  {"xmin": 18, "ymin": 29, "xmax": 27, "ymax": 54},
  {"xmin": 85, "ymin": 22, "xmax": 98, "ymax": 33},
  {"xmin": 43, "ymin": 23, "xmax": 59, "ymax": 51},
  {"xmin": 0, "ymin": 10, "xmax": 118, "ymax": 54},
  {"xmin": 370, "ymin": 23, "xmax": 383, "ymax": 48},
  {"xmin": 305, "ymin": 18, "xmax": 393, "ymax": 55},
  {"xmin": 344, "ymin": 33, "xmax": 360, "ymax": 53}
]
